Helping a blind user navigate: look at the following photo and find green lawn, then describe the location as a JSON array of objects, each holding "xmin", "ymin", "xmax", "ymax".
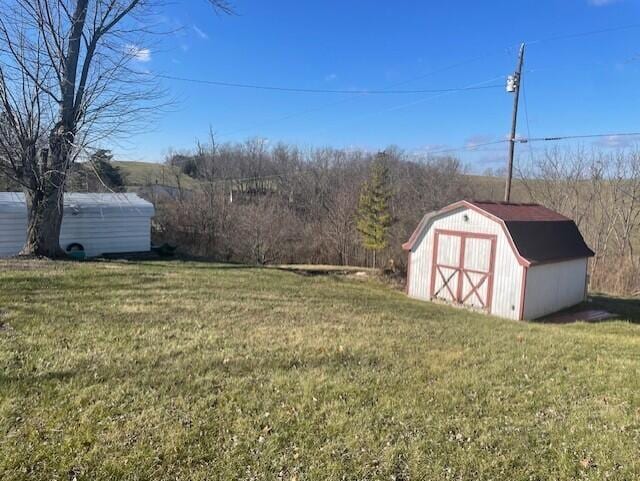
[{"xmin": 1, "ymin": 261, "xmax": 640, "ymax": 480}]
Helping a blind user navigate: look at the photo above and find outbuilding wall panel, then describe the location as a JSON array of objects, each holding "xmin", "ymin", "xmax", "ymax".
[
  {"xmin": 0, "ymin": 193, "xmax": 153, "ymax": 258},
  {"xmin": 60, "ymin": 217, "xmax": 152, "ymax": 257},
  {"xmin": 523, "ymin": 258, "xmax": 588, "ymax": 320},
  {"xmin": 408, "ymin": 206, "xmax": 524, "ymax": 319}
]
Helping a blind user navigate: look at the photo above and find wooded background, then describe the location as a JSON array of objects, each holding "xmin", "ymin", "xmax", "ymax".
[{"xmin": 2, "ymin": 140, "xmax": 639, "ymax": 295}]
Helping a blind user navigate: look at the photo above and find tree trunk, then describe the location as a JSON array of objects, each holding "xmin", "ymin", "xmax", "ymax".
[
  {"xmin": 20, "ymin": 187, "xmax": 65, "ymax": 258},
  {"xmin": 19, "ymin": 127, "xmax": 70, "ymax": 258}
]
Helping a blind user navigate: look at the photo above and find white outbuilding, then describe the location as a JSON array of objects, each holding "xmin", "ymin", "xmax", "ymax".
[
  {"xmin": 403, "ymin": 200, "xmax": 595, "ymax": 320},
  {"xmin": 0, "ymin": 192, "xmax": 154, "ymax": 258}
]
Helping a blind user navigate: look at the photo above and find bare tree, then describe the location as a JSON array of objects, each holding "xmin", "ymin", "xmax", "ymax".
[
  {"xmin": 518, "ymin": 147, "xmax": 640, "ymax": 294},
  {"xmin": 0, "ymin": 0, "xmax": 230, "ymax": 257},
  {"xmin": 152, "ymin": 140, "xmax": 474, "ymax": 270}
]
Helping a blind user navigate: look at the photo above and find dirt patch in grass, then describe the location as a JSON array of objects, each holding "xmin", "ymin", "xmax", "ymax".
[
  {"xmin": 272, "ymin": 264, "xmax": 376, "ymax": 276},
  {"xmin": 0, "ymin": 258, "xmax": 61, "ymax": 270},
  {"xmin": 0, "ymin": 309, "xmax": 12, "ymax": 332}
]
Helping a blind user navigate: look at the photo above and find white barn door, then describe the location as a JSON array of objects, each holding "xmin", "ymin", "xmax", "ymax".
[
  {"xmin": 431, "ymin": 232, "xmax": 462, "ymax": 303},
  {"xmin": 430, "ymin": 229, "xmax": 496, "ymax": 311}
]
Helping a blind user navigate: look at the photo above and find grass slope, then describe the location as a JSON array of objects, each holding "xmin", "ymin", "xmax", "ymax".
[
  {"xmin": 1, "ymin": 261, "xmax": 640, "ymax": 480},
  {"xmin": 112, "ymin": 161, "xmax": 199, "ymax": 189}
]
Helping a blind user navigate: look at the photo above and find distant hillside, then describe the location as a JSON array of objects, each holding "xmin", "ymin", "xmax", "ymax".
[
  {"xmin": 113, "ymin": 160, "xmax": 533, "ymax": 203},
  {"xmin": 2, "ymin": 160, "xmax": 534, "ymax": 204},
  {"xmin": 466, "ymin": 174, "xmax": 532, "ymax": 202},
  {"xmin": 112, "ymin": 161, "xmax": 199, "ymax": 190}
]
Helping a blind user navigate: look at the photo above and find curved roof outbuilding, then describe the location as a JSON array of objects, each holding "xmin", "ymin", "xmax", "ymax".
[{"xmin": 403, "ymin": 200, "xmax": 594, "ymax": 265}]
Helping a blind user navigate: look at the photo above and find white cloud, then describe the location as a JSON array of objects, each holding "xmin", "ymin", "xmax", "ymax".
[
  {"xmin": 193, "ymin": 25, "xmax": 209, "ymax": 40},
  {"xmin": 324, "ymin": 73, "xmax": 337, "ymax": 82},
  {"xmin": 414, "ymin": 143, "xmax": 450, "ymax": 155},
  {"xmin": 588, "ymin": 0, "xmax": 620, "ymax": 6},
  {"xmin": 465, "ymin": 134, "xmax": 494, "ymax": 148},
  {"xmin": 477, "ymin": 152, "xmax": 506, "ymax": 165},
  {"xmin": 593, "ymin": 134, "xmax": 640, "ymax": 148},
  {"xmin": 125, "ymin": 44, "xmax": 151, "ymax": 62}
]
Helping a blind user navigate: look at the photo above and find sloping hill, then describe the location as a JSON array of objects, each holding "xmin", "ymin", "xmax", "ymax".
[
  {"xmin": 114, "ymin": 160, "xmax": 533, "ymax": 201},
  {"xmin": 113, "ymin": 161, "xmax": 200, "ymax": 190}
]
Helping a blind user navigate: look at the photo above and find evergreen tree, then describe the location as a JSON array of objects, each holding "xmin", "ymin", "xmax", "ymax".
[
  {"xmin": 356, "ymin": 154, "xmax": 393, "ymax": 268},
  {"xmin": 90, "ymin": 149, "xmax": 126, "ymax": 192}
]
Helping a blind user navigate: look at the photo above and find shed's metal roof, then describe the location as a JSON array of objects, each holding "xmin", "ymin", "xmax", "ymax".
[{"xmin": 0, "ymin": 192, "xmax": 154, "ymax": 216}]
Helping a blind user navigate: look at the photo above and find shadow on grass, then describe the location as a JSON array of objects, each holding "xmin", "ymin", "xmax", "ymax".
[
  {"xmin": 536, "ymin": 295, "xmax": 640, "ymax": 324},
  {"xmin": 589, "ymin": 295, "xmax": 640, "ymax": 324}
]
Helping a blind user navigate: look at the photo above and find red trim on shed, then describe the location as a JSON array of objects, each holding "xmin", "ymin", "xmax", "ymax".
[
  {"xmin": 456, "ymin": 235, "xmax": 467, "ymax": 302},
  {"xmin": 405, "ymin": 251, "xmax": 412, "ymax": 295},
  {"xmin": 403, "ymin": 200, "xmax": 531, "ymax": 267},
  {"xmin": 524, "ymin": 255, "xmax": 589, "ymax": 267},
  {"xmin": 429, "ymin": 228, "xmax": 496, "ymax": 312},
  {"xmin": 486, "ymin": 233, "xmax": 497, "ymax": 313},
  {"xmin": 429, "ymin": 230, "xmax": 440, "ymax": 301}
]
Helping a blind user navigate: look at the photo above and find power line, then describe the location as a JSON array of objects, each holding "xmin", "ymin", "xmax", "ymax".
[
  {"xmin": 158, "ymin": 22, "xmax": 640, "ymax": 141},
  {"xmin": 421, "ymin": 131, "xmax": 640, "ymax": 157},
  {"xmin": 301, "ymin": 75, "xmax": 507, "ymax": 139},
  {"xmin": 527, "ymin": 23, "xmax": 640, "ymax": 46},
  {"xmin": 215, "ymin": 56, "xmax": 510, "ymax": 137},
  {"xmin": 520, "ymin": 131, "xmax": 640, "ymax": 143},
  {"xmin": 156, "ymin": 74, "xmax": 503, "ymax": 94},
  {"xmin": 423, "ymin": 140, "xmax": 508, "ymax": 155},
  {"xmin": 521, "ymin": 79, "xmax": 535, "ymax": 164}
]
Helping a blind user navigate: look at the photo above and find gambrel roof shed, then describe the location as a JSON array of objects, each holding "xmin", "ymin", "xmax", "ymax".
[{"xmin": 403, "ymin": 200, "xmax": 594, "ymax": 320}]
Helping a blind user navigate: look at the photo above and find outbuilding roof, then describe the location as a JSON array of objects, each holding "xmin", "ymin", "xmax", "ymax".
[
  {"xmin": 403, "ymin": 200, "xmax": 594, "ymax": 265},
  {"xmin": 0, "ymin": 192, "xmax": 154, "ymax": 216},
  {"xmin": 469, "ymin": 201, "xmax": 570, "ymax": 222}
]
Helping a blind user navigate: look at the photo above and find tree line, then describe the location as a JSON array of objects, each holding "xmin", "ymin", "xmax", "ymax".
[
  {"xmin": 151, "ymin": 138, "xmax": 471, "ymax": 270},
  {"xmin": 150, "ymin": 139, "xmax": 640, "ymax": 295},
  {"xmin": 3, "ymin": 132, "xmax": 640, "ymax": 294},
  {"xmin": 518, "ymin": 147, "xmax": 640, "ymax": 295}
]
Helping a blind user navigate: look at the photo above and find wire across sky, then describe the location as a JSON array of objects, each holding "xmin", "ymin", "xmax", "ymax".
[{"xmin": 156, "ymin": 74, "xmax": 504, "ymax": 95}]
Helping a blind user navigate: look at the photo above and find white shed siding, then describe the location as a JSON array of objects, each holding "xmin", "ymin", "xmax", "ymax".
[
  {"xmin": 0, "ymin": 193, "xmax": 28, "ymax": 257},
  {"xmin": 522, "ymin": 258, "xmax": 588, "ymax": 320},
  {"xmin": 0, "ymin": 193, "xmax": 154, "ymax": 258},
  {"xmin": 59, "ymin": 215, "xmax": 153, "ymax": 257},
  {"xmin": 460, "ymin": 236, "xmax": 493, "ymax": 310},
  {"xmin": 407, "ymin": 206, "xmax": 524, "ymax": 319}
]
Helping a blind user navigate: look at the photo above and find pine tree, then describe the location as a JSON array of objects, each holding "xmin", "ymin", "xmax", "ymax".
[
  {"xmin": 90, "ymin": 149, "xmax": 126, "ymax": 192},
  {"xmin": 356, "ymin": 155, "xmax": 393, "ymax": 268}
]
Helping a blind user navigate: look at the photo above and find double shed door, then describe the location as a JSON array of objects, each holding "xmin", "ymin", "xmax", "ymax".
[{"xmin": 430, "ymin": 229, "xmax": 496, "ymax": 311}]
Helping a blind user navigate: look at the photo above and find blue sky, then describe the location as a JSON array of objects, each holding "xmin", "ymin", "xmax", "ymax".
[{"xmin": 121, "ymin": 0, "xmax": 640, "ymax": 171}]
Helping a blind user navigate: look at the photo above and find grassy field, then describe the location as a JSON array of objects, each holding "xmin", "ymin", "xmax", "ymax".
[
  {"xmin": 1, "ymin": 261, "xmax": 640, "ymax": 480},
  {"xmin": 112, "ymin": 161, "xmax": 200, "ymax": 189}
]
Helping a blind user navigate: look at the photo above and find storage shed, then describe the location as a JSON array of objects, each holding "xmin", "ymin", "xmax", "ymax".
[
  {"xmin": 403, "ymin": 200, "xmax": 594, "ymax": 320},
  {"xmin": 0, "ymin": 193, "xmax": 154, "ymax": 258}
]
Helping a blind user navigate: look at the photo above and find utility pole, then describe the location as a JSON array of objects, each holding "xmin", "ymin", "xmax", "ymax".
[{"xmin": 504, "ymin": 43, "xmax": 525, "ymax": 203}]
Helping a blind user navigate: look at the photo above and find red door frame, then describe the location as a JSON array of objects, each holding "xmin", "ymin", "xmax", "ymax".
[{"xmin": 429, "ymin": 229, "xmax": 497, "ymax": 312}]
